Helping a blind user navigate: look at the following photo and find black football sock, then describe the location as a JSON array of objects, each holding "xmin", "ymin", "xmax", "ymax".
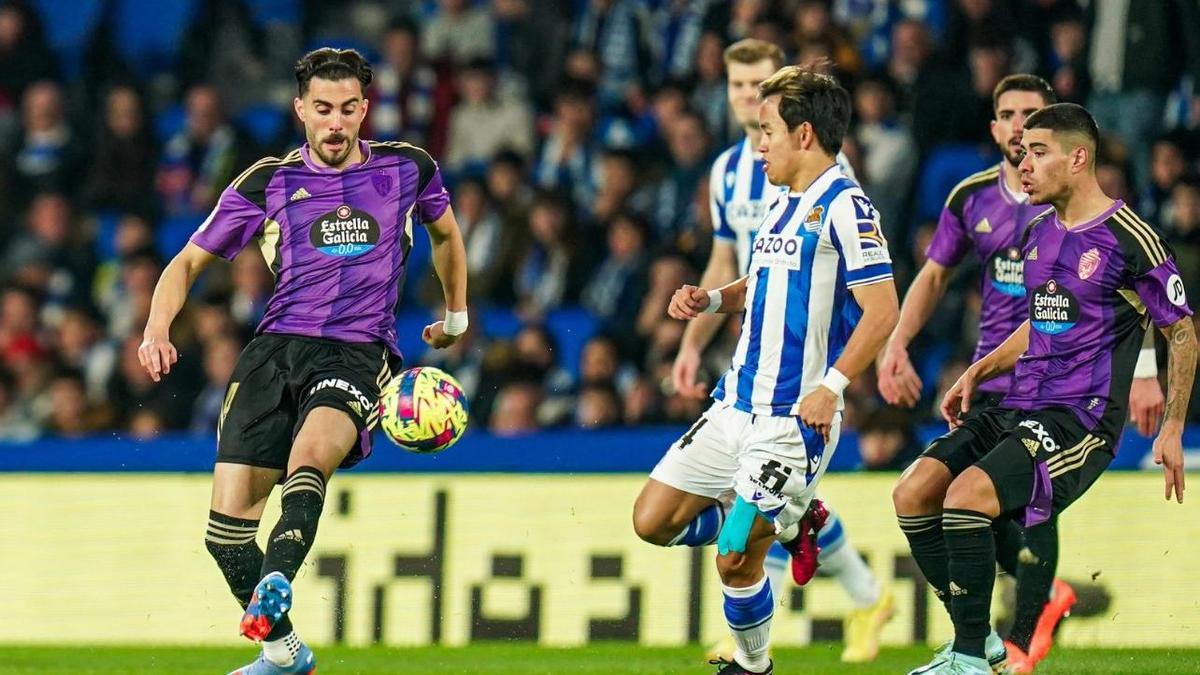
[
  {"xmin": 898, "ymin": 513, "xmax": 951, "ymax": 615},
  {"xmin": 1009, "ymin": 518, "xmax": 1059, "ymax": 652},
  {"xmin": 944, "ymin": 509, "xmax": 996, "ymax": 659}
]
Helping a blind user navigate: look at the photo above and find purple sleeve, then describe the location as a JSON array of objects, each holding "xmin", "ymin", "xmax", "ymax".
[
  {"xmin": 1132, "ymin": 258, "xmax": 1194, "ymax": 328},
  {"xmin": 925, "ymin": 205, "xmax": 971, "ymax": 267},
  {"xmin": 417, "ymin": 164, "xmax": 450, "ymax": 223},
  {"xmin": 189, "ymin": 187, "xmax": 266, "ymax": 261}
]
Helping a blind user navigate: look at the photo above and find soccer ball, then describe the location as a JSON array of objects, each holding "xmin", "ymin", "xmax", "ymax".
[{"xmin": 378, "ymin": 366, "xmax": 469, "ymax": 453}]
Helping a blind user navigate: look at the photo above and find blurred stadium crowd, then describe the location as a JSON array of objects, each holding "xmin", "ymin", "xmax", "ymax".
[{"xmin": 2, "ymin": 0, "xmax": 1200, "ymax": 467}]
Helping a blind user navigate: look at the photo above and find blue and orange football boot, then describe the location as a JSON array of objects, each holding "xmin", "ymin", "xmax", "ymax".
[{"xmin": 240, "ymin": 572, "xmax": 293, "ymax": 642}]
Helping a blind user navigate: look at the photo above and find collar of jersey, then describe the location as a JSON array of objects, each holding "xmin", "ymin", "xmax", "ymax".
[
  {"xmin": 300, "ymin": 139, "xmax": 372, "ymax": 173},
  {"xmin": 996, "ymin": 162, "xmax": 1030, "ymax": 206},
  {"xmin": 787, "ymin": 162, "xmax": 842, "ymax": 198},
  {"xmin": 1053, "ymin": 198, "xmax": 1124, "ymax": 233}
]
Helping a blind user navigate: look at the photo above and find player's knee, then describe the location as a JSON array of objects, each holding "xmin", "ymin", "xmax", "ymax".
[
  {"xmin": 631, "ymin": 507, "xmax": 676, "ymax": 546},
  {"xmin": 943, "ymin": 467, "xmax": 998, "ymax": 514},
  {"xmin": 714, "ymin": 551, "xmax": 758, "ymax": 585},
  {"xmin": 289, "ymin": 437, "xmax": 347, "ymax": 474},
  {"xmin": 892, "ymin": 459, "xmax": 950, "ymax": 515},
  {"xmin": 892, "ymin": 474, "xmax": 937, "ymax": 515}
]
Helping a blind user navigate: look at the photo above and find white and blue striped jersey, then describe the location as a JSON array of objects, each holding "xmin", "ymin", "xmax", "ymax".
[
  {"xmin": 709, "ymin": 136, "xmax": 856, "ymax": 275},
  {"xmin": 712, "ymin": 164, "xmax": 892, "ymax": 416}
]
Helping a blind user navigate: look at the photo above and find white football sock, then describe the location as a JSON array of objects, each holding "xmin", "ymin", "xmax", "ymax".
[
  {"xmin": 722, "ymin": 576, "xmax": 773, "ymax": 672},
  {"xmin": 820, "ymin": 542, "xmax": 880, "ymax": 608},
  {"xmin": 262, "ymin": 630, "xmax": 302, "ymax": 666}
]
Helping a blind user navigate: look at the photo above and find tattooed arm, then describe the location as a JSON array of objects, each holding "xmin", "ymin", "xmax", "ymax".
[{"xmin": 1153, "ymin": 317, "xmax": 1197, "ymax": 503}]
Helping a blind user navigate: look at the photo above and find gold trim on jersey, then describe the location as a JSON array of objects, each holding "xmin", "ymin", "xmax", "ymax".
[
  {"xmin": 1117, "ymin": 288, "xmax": 1148, "ymax": 315},
  {"xmin": 943, "ymin": 165, "xmax": 1001, "ymax": 208},
  {"xmin": 231, "ymin": 149, "xmax": 303, "ymax": 191},
  {"xmin": 257, "ymin": 218, "xmax": 282, "ymax": 275},
  {"xmin": 1112, "ymin": 207, "xmax": 1166, "ymax": 267}
]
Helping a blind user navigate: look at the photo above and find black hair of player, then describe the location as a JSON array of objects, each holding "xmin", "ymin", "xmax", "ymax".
[
  {"xmin": 993, "ymin": 74, "xmax": 1057, "ymax": 111},
  {"xmin": 294, "ymin": 48, "xmax": 373, "ymax": 97},
  {"xmin": 1024, "ymin": 103, "xmax": 1100, "ymax": 159},
  {"xmin": 758, "ymin": 67, "xmax": 850, "ymax": 157}
]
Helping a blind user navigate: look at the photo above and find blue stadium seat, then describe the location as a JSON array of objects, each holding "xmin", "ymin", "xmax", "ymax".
[
  {"xmin": 156, "ymin": 214, "xmax": 204, "ymax": 259},
  {"xmin": 478, "ymin": 306, "xmax": 522, "ymax": 340},
  {"xmin": 236, "ymin": 105, "xmax": 286, "ymax": 148},
  {"xmin": 30, "ymin": 0, "xmax": 104, "ymax": 80},
  {"xmin": 112, "ymin": 0, "xmax": 198, "ymax": 78},
  {"xmin": 395, "ymin": 309, "xmax": 434, "ymax": 363},
  {"xmin": 154, "ymin": 104, "xmax": 187, "ymax": 143},
  {"xmin": 545, "ymin": 307, "xmax": 598, "ymax": 378},
  {"xmin": 92, "ymin": 210, "xmax": 123, "ymax": 261},
  {"xmin": 243, "ymin": 0, "xmax": 301, "ymax": 28},
  {"xmin": 914, "ymin": 144, "xmax": 1001, "ymax": 224}
]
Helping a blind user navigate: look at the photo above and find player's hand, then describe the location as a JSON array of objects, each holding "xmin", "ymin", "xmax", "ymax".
[
  {"xmin": 422, "ymin": 321, "xmax": 460, "ymax": 349},
  {"xmin": 798, "ymin": 386, "xmax": 838, "ymax": 442},
  {"xmin": 940, "ymin": 367, "xmax": 978, "ymax": 429},
  {"xmin": 877, "ymin": 341, "xmax": 923, "ymax": 408},
  {"xmin": 1152, "ymin": 429, "xmax": 1186, "ymax": 503},
  {"xmin": 671, "ymin": 345, "xmax": 708, "ymax": 399},
  {"xmin": 138, "ymin": 330, "xmax": 178, "ymax": 383},
  {"xmin": 1128, "ymin": 376, "xmax": 1165, "ymax": 437},
  {"xmin": 667, "ymin": 285, "xmax": 711, "ymax": 320}
]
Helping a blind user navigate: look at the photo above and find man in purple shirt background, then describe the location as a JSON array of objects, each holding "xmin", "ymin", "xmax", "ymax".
[
  {"xmin": 881, "ymin": 75, "xmax": 1167, "ymax": 674},
  {"xmin": 137, "ymin": 48, "xmax": 468, "ymax": 675},
  {"xmin": 899, "ymin": 103, "xmax": 1195, "ymax": 674}
]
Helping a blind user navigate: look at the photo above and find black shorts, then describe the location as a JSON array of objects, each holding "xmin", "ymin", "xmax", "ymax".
[
  {"xmin": 216, "ymin": 333, "xmax": 398, "ymax": 470},
  {"xmin": 922, "ymin": 404, "xmax": 1113, "ymax": 526}
]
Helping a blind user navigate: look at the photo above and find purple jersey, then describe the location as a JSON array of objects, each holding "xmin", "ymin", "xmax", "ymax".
[
  {"xmin": 190, "ymin": 140, "xmax": 449, "ymax": 355},
  {"xmin": 926, "ymin": 164, "xmax": 1050, "ymax": 395},
  {"xmin": 1003, "ymin": 201, "xmax": 1193, "ymax": 438}
]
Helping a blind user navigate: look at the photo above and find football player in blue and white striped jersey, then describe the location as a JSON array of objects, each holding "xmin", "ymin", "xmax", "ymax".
[{"xmin": 651, "ymin": 67, "xmax": 898, "ymax": 675}]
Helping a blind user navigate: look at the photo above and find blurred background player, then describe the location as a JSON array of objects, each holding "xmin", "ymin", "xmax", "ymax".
[
  {"xmin": 667, "ymin": 38, "xmax": 892, "ymax": 664},
  {"xmin": 651, "ymin": 67, "xmax": 899, "ymax": 675},
  {"xmin": 137, "ymin": 48, "xmax": 468, "ymax": 675},
  {"xmin": 903, "ymin": 103, "xmax": 1194, "ymax": 674},
  {"xmin": 881, "ymin": 74, "xmax": 1167, "ymax": 673}
]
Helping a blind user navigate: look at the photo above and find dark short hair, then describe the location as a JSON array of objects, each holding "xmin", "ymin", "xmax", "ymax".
[
  {"xmin": 294, "ymin": 48, "xmax": 373, "ymax": 97},
  {"xmin": 758, "ymin": 66, "xmax": 850, "ymax": 155},
  {"xmin": 1024, "ymin": 102, "xmax": 1100, "ymax": 165},
  {"xmin": 993, "ymin": 74, "xmax": 1057, "ymax": 112}
]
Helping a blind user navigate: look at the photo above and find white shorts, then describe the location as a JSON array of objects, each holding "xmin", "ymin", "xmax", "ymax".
[{"xmin": 649, "ymin": 402, "xmax": 841, "ymax": 529}]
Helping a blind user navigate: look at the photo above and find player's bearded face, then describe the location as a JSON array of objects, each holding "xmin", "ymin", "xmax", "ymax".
[
  {"xmin": 992, "ymin": 91, "xmax": 1045, "ymax": 168},
  {"xmin": 297, "ymin": 77, "xmax": 368, "ymax": 168}
]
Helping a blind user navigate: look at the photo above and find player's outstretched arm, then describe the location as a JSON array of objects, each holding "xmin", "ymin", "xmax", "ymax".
[
  {"xmin": 799, "ymin": 279, "xmax": 899, "ymax": 441},
  {"xmin": 140, "ymin": 242, "xmax": 219, "ymax": 382},
  {"xmin": 941, "ymin": 320, "xmax": 1029, "ymax": 426},
  {"xmin": 673, "ymin": 241, "xmax": 739, "ymax": 398},
  {"xmin": 667, "ymin": 276, "xmax": 749, "ymax": 320},
  {"xmin": 878, "ymin": 260, "xmax": 953, "ymax": 408},
  {"xmin": 423, "ymin": 206, "xmax": 469, "ymax": 349},
  {"xmin": 1153, "ymin": 316, "xmax": 1196, "ymax": 503}
]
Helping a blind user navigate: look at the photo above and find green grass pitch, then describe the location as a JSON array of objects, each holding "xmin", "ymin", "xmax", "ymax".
[{"xmin": 0, "ymin": 644, "xmax": 1197, "ymax": 674}]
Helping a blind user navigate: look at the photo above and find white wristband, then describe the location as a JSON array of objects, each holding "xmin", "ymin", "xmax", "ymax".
[
  {"xmin": 821, "ymin": 367, "xmax": 851, "ymax": 396},
  {"xmin": 1133, "ymin": 346, "xmax": 1158, "ymax": 378},
  {"xmin": 702, "ymin": 289, "xmax": 723, "ymax": 313},
  {"xmin": 443, "ymin": 309, "xmax": 469, "ymax": 336}
]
